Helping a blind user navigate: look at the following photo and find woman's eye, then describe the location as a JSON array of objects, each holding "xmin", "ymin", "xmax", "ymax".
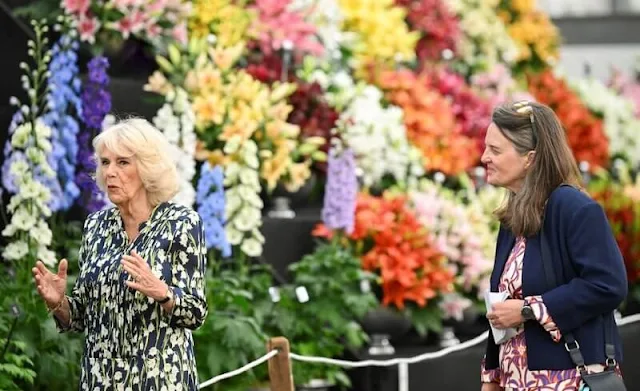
[{"xmin": 118, "ymin": 160, "xmax": 129, "ymax": 166}]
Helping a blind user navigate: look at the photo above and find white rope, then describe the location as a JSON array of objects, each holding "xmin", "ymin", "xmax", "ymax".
[
  {"xmin": 289, "ymin": 330, "xmax": 490, "ymax": 367},
  {"xmin": 196, "ymin": 313, "xmax": 640, "ymax": 388},
  {"xmin": 198, "ymin": 349, "xmax": 279, "ymax": 389}
]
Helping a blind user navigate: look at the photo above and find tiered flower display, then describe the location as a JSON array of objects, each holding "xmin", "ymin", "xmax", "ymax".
[
  {"xmin": 62, "ymin": 0, "xmax": 192, "ymax": 46},
  {"xmin": 337, "ymin": 0, "xmax": 419, "ymax": 78},
  {"xmin": 426, "ymin": 68, "xmax": 492, "ymax": 152},
  {"xmin": 378, "ymin": 69, "xmax": 480, "ymax": 176},
  {"xmin": 314, "ymin": 191, "xmax": 455, "ymax": 333},
  {"xmin": 589, "ymin": 166, "xmax": 640, "ymax": 286},
  {"xmin": 410, "ymin": 179, "xmax": 494, "ymax": 319},
  {"xmin": 609, "ymin": 68, "xmax": 640, "ymax": 118},
  {"xmin": 498, "ymin": 0, "xmax": 561, "ymax": 76},
  {"xmin": 188, "ymin": 0, "xmax": 256, "ymax": 47},
  {"xmin": 570, "ymin": 77, "xmax": 640, "ymax": 169},
  {"xmin": 444, "ymin": 0, "xmax": 518, "ymax": 76},
  {"xmin": 528, "ymin": 70, "xmax": 609, "ymax": 170},
  {"xmin": 395, "ymin": 0, "xmax": 461, "ymax": 66},
  {"xmin": 470, "ymin": 63, "xmax": 535, "ymax": 108},
  {"xmin": 146, "ymin": 41, "xmax": 324, "ymax": 257}
]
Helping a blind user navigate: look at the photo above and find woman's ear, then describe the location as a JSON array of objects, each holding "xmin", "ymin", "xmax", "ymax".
[{"xmin": 524, "ymin": 150, "xmax": 536, "ymax": 169}]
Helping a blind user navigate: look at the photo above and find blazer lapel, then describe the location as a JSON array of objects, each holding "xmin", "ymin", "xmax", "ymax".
[{"xmin": 491, "ymin": 227, "xmax": 515, "ymax": 290}]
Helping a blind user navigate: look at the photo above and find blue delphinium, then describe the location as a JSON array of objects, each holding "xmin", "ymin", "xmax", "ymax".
[
  {"xmin": 40, "ymin": 32, "xmax": 83, "ymax": 211},
  {"xmin": 196, "ymin": 162, "xmax": 231, "ymax": 257},
  {"xmin": 75, "ymin": 55, "xmax": 111, "ymax": 213},
  {"xmin": 321, "ymin": 147, "xmax": 358, "ymax": 234}
]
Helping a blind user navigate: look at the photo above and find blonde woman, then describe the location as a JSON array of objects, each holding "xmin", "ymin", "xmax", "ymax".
[{"xmin": 33, "ymin": 118, "xmax": 207, "ymax": 390}]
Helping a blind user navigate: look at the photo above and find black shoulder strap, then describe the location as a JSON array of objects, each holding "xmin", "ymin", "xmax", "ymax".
[{"xmin": 539, "ymin": 187, "xmax": 616, "ymax": 369}]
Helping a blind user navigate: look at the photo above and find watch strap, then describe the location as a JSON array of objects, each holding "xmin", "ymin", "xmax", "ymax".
[{"xmin": 157, "ymin": 287, "xmax": 173, "ymax": 304}]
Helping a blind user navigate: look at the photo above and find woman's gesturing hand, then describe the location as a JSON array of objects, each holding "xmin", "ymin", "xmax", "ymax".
[
  {"xmin": 32, "ymin": 259, "xmax": 68, "ymax": 309},
  {"xmin": 121, "ymin": 250, "xmax": 168, "ymax": 301}
]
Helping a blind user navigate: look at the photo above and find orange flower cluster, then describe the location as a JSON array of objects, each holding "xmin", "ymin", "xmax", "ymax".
[
  {"xmin": 314, "ymin": 192, "xmax": 454, "ymax": 310},
  {"xmin": 527, "ymin": 70, "xmax": 609, "ymax": 170},
  {"xmin": 377, "ymin": 69, "xmax": 480, "ymax": 175}
]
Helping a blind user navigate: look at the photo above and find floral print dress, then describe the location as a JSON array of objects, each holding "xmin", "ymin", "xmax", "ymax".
[
  {"xmin": 55, "ymin": 202, "xmax": 208, "ymax": 391},
  {"xmin": 481, "ymin": 237, "xmax": 615, "ymax": 391}
]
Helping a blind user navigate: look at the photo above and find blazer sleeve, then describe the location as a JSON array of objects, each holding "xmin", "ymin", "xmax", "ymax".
[
  {"xmin": 541, "ymin": 202, "xmax": 627, "ymax": 333},
  {"xmin": 163, "ymin": 212, "xmax": 208, "ymax": 330}
]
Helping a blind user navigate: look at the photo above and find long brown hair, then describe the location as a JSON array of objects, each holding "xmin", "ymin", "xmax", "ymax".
[{"xmin": 492, "ymin": 101, "xmax": 582, "ymax": 237}]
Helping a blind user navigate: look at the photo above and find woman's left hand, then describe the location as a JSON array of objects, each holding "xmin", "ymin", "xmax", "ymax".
[
  {"xmin": 121, "ymin": 250, "xmax": 168, "ymax": 302},
  {"xmin": 486, "ymin": 299, "xmax": 525, "ymax": 329}
]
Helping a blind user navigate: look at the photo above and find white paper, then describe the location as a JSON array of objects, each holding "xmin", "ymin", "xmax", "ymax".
[{"xmin": 484, "ymin": 290, "xmax": 518, "ymax": 344}]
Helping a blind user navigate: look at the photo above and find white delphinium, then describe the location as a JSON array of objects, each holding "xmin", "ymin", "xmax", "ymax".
[
  {"xmin": 3, "ymin": 119, "xmax": 56, "ymax": 266},
  {"xmin": 153, "ymin": 87, "xmax": 197, "ymax": 206}
]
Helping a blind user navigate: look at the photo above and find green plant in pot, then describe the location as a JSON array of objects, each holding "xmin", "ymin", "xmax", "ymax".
[{"xmin": 267, "ymin": 241, "xmax": 378, "ymax": 390}]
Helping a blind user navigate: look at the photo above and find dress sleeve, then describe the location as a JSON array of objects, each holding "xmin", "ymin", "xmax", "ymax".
[
  {"xmin": 526, "ymin": 295, "xmax": 562, "ymax": 342},
  {"xmin": 163, "ymin": 212, "xmax": 208, "ymax": 330},
  {"xmin": 480, "ymin": 356, "xmax": 501, "ymax": 384},
  {"xmin": 55, "ymin": 217, "xmax": 92, "ymax": 333}
]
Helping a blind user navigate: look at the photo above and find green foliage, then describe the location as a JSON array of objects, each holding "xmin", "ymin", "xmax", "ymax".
[
  {"xmin": 193, "ymin": 254, "xmax": 275, "ymax": 390},
  {"xmin": 269, "ymin": 241, "xmax": 378, "ymax": 388}
]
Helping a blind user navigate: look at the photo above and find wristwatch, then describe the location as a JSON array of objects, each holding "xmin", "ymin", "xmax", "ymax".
[
  {"xmin": 157, "ymin": 286, "xmax": 174, "ymax": 304},
  {"xmin": 521, "ymin": 299, "xmax": 535, "ymax": 321}
]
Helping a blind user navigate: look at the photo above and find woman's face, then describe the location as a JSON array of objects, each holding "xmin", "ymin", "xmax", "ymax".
[
  {"xmin": 481, "ymin": 123, "xmax": 532, "ymax": 193},
  {"xmin": 99, "ymin": 147, "xmax": 145, "ymax": 206}
]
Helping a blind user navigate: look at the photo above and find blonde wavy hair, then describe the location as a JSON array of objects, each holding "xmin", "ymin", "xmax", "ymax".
[{"xmin": 92, "ymin": 118, "xmax": 179, "ymax": 206}]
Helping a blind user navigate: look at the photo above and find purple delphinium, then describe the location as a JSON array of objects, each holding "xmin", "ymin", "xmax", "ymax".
[
  {"xmin": 321, "ymin": 147, "xmax": 358, "ymax": 234},
  {"xmin": 75, "ymin": 55, "xmax": 111, "ymax": 213},
  {"xmin": 195, "ymin": 162, "xmax": 231, "ymax": 257}
]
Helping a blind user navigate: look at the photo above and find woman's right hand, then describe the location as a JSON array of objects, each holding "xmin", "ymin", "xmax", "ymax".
[
  {"xmin": 32, "ymin": 259, "xmax": 68, "ymax": 309},
  {"xmin": 481, "ymin": 382, "xmax": 503, "ymax": 391}
]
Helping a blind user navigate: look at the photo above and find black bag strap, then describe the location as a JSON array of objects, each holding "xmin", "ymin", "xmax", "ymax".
[{"xmin": 539, "ymin": 193, "xmax": 617, "ymax": 371}]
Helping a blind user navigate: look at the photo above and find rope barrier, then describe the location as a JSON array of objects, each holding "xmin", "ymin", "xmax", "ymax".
[
  {"xmin": 289, "ymin": 330, "xmax": 490, "ymax": 367},
  {"xmin": 198, "ymin": 349, "xmax": 279, "ymax": 389},
  {"xmin": 197, "ymin": 312, "xmax": 640, "ymax": 389}
]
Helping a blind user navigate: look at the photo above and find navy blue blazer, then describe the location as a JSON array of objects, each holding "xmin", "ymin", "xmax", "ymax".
[{"xmin": 484, "ymin": 185, "xmax": 628, "ymax": 370}]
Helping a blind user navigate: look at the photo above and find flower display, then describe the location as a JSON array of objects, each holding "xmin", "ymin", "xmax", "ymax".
[
  {"xmin": 337, "ymin": 0, "xmax": 419, "ymax": 79},
  {"xmin": 378, "ymin": 69, "xmax": 480, "ymax": 176},
  {"xmin": 570, "ymin": 77, "xmax": 640, "ymax": 168},
  {"xmin": 321, "ymin": 147, "xmax": 358, "ymax": 233},
  {"xmin": 395, "ymin": 0, "xmax": 461, "ymax": 66},
  {"xmin": 152, "ymin": 87, "xmax": 197, "ymax": 206},
  {"xmin": 248, "ymin": 0, "xmax": 324, "ymax": 57},
  {"xmin": 62, "ymin": 0, "xmax": 192, "ymax": 47},
  {"xmin": 609, "ymin": 68, "xmax": 640, "ymax": 119},
  {"xmin": 528, "ymin": 70, "xmax": 609, "ymax": 170},
  {"xmin": 196, "ymin": 162, "xmax": 232, "ymax": 257},
  {"xmin": 146, "ymin": 41, "xmax": 325, "ymax": 257},
  {"xmin": 445, "ymin": 0, "xmax": 518, "ymax": 76},
  {"xmin": 288, "ymin": 0, "xmax": 355, "ymax": 61},
  {"xmin": 188, "ymin": 0, "xmax": 256, "ymax": 47},
  {"xmin": 2, "ymin": 21, "xmax": 56, "ymax": 267},
  {"xmin": 425, "ymin": 68, "xmax": 492, "ymax": 152},
  {"xmin": 75, "ymin": 55, "xmax": 111, "ymax": 213},
  {"xmin": 588, "ymin": 166, "xmax": 640, "ymax": 285},
  {"xmin": 314, "ymin": 192, "xmax": 455, "ymax": 317},
  {"xmin": 498, "ymin": 0, "xmax": 561, "ymax": 75},
  {"xmin": 410, "ymin": 178, "xmax": 494, "ymax": 315},
  {"xmin": 470, "ymin": 63, "xmax": 535, "ymax": 108}
]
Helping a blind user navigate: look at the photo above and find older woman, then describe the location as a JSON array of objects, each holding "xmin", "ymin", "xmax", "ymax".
[
  {"xmin": 480, "ymin": 101, "xmax": 627, "ymax": 391},
  {"xmin": 32, "ymin": 118, "xmax": 207, "ymax": 390}
]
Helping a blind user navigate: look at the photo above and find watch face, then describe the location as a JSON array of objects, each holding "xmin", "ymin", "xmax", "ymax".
[{"xmin": 522, "ymin": 306, "xmax": 534, "ymax": 320}]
